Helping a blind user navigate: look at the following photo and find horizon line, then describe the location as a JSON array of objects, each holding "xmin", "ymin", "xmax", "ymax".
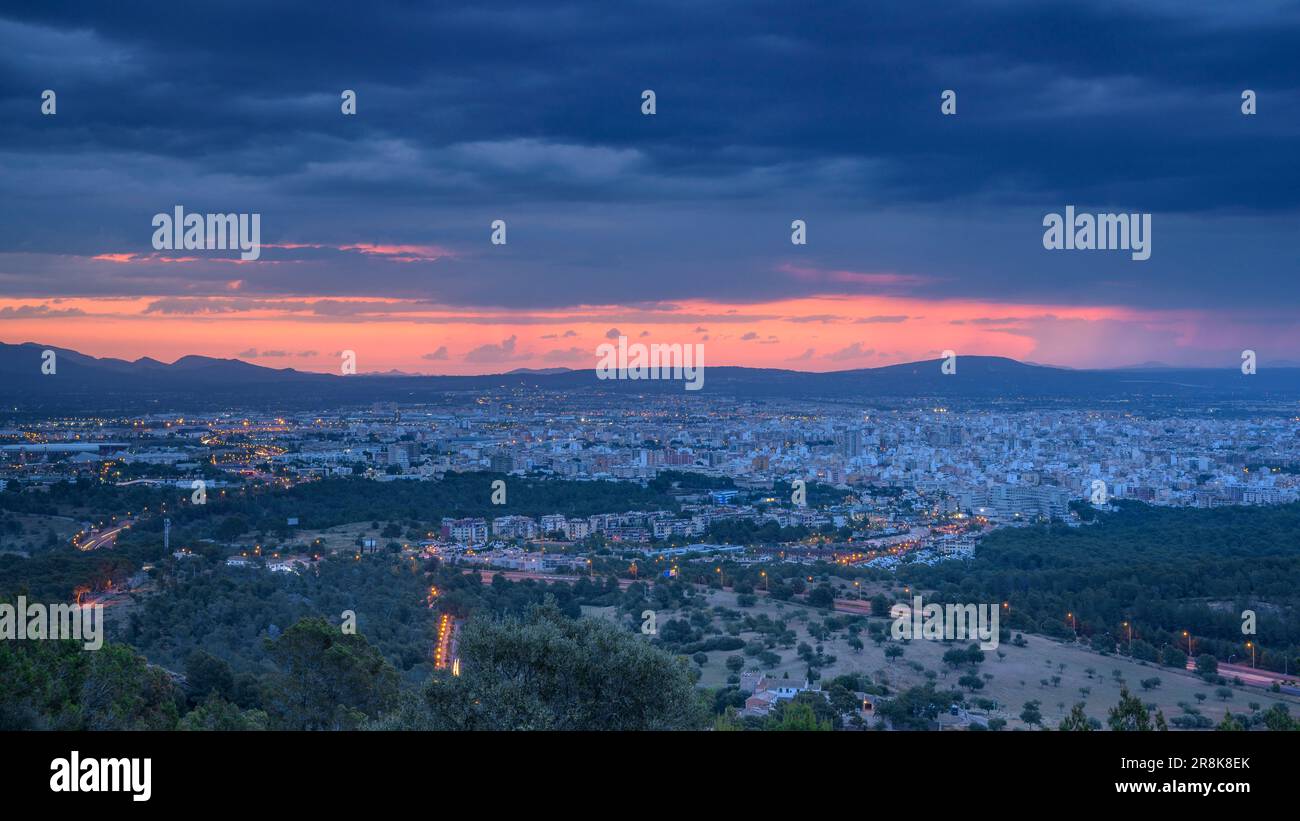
[{"xmin": 4, "ymin": 339, "xmax": 1286, "ymax": 378}]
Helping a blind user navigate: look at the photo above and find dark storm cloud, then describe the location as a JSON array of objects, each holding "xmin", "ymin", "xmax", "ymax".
[{"xmin": 0, "ymin": 0, "xmax": 1297, "ymax": 312}]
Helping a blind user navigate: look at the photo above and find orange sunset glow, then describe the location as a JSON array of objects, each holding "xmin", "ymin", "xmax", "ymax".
[{"xmin": 0, "ymin": 293, "xmax": 1210, "ymax": 374}]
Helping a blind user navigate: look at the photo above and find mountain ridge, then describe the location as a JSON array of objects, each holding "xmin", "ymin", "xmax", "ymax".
[{"xmin": 3, "ymin": 340, "xmax": 1298, "ymax": 411}]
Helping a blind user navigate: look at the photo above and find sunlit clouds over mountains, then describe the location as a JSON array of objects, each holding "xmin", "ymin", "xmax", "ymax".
[{"xmin": 1, "ymin": 1, "xmax": 1297, "ymax": 372}]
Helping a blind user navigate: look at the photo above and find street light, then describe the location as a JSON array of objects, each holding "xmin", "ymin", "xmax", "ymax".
[
  {"xmin": 1246, "ymin": 641, "xmax": 1256, "ymax": 668},
  {"xmin": 1122, "ymin": 620, "xmax": 1132, "ymax": 653},
  {"xmin": 1182, "ymin": 630, "xmax": 1194, "ymax": 655}
]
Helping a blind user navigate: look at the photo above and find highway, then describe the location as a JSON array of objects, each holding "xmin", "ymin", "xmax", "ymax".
[
  {"xmin": 73, "ymin": 517, "xmax": 136, "ymax": 551},
  {"xmin": 1188, "ymin": 658, "xmax": 1300, "ymax": 695},
  {"xmin": 432, "ymin": 612, "xmax": 460, "ymax": 673}
]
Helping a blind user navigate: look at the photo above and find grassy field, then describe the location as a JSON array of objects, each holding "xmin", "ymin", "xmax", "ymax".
[
  {"xmin": 0, "ymin": 512, "xmax": 81, "ymax": 556},
  {"xmin": 238, "ymin": 520, "xmax": 394, "ymax": 555},
  {"xmin": 646, "ymin": 588, "xmax": 1300, "ymax": 730}
]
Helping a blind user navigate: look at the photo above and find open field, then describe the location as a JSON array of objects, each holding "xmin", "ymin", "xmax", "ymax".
[
  {"xmin": 651, "ymin": 589, "xmax": 1300, "ymax": 730},
  {"xmin": 238, "ymin": 520, "xmax": 398, "ymax": 555},
  {"xmin": 0, "ymin": 512, "xmax": 81, "ymax": 556}
]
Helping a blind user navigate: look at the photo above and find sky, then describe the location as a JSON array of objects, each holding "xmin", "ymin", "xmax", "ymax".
[{"xmin": 0, "ymin": 0, "xmax": 1298, "ymax": 374}]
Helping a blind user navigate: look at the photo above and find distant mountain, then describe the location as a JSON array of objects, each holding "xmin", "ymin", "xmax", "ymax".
[
  {"xmin": 1022, "ymin": 360, "xmax": 1076, "ymax": 370},
  {"xmin": 1114, "ymin": 361, "xmax": 1178, "ymax": 370},
  {"xmin": 3, "ymin": 340, "xmax": 1299, "ymax": 413}
]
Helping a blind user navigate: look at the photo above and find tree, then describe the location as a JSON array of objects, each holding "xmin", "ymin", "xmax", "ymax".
[
  {"xmin": 1107, "ymin": 687, "xmax": 1165, "ymax": 731},
  {"xmin": 178, "ymin": 695, "xmax": 268, "ymax": 731},
  {"xmin": 877, "ymin": 684, "xmax": 961, "ymax": 730},
  {"xmin": 806, "ymin": 584, "xmax": 835, "ymax": 609},
  {"xmin": 77, "ymin": 644, "xmax": 181, "ymax": 731},
  {"xmin": 713, "ymin": 707, "xmax": 745, "ymax": 731},
  {"xmin": 183, "ymin": 649, "xmax": 234, "ymax": 704},
  {"xmin": 827, "ymin": 684, "xmax": 859, "ymax": 716},
  {"xmin": 1161, "ymin": 646, "xmax": 1187, "ymax": 669},
  {"xmin": 943, "ymin": 647, "xmax": 970, "ymax": 669},
  {"xmin": 0, "ymin": 637, "xmax": 182, "ymax": 731},
  {"xmin": 1195, "ymin": 654, "xmax": 1219, "ymax": 679},
  {"xmin": 1260, "ymin": 703, "xmax": 1296, "ymax": 731},
  {"xmin": 216, "ymin": 515, "xmax": 249, "ymax": 543},
  {"xmin": 0, "ymin": 636, "xmax": 182, "ymax": 731},
  {"xmin": 381, "ymin": 601, "xmax": 706, "ymax": 730},
  {"xmin": 958, "ymin": 673, "xmax": 984, "ymax": 693},
  {"xmin": 1059, "ymin": 703, "xmax": 1094, "ymax": 731},
  {"xmin": 1216, "ymin": 710, "xmax": 1245, "ymax": 731},
  {"xmin": 769, "ymin": 700, "xmax": 832, "ymax": 731},
  {"xmin": 1130, "ymin": 639, "xmax": 1158, "ymax": 662},
  {"xmin": 869, "ymin": 593, "xmax": 890, "ymax": 618},
  {"xmin": 261, "ymin": 617, "xmax": 399, "ymax": 730},
  {"xmin": 659, "ymin": 618, "xmax": 694, "ymax": 645},
  {"xmin": 769, "ymin": 582, "xmax": 794, "ymax": 601},
  {"xmin": 884, "ymin": 644, "xmax": 904, "ymax": 663},
  {"xmin": 1020, "ymin": 700, "xmax": 1042, "ymax": 727}
]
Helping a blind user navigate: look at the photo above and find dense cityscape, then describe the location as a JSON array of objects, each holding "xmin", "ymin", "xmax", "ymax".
[{"xmin": 4, "ymin": 378, "xmax": 1300, "ymax": 735}]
